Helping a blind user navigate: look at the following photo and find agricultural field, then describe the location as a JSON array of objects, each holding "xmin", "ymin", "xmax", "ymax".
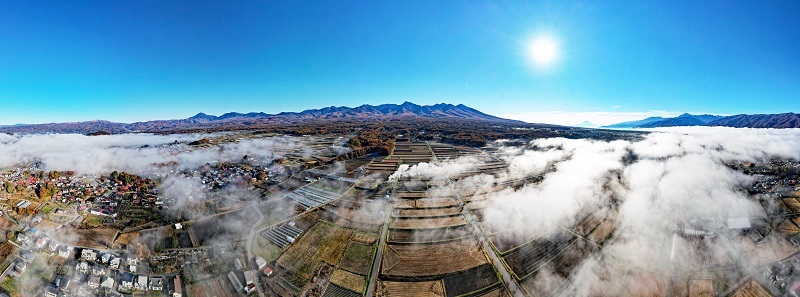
[
  {"xmin": 731, "ymin": 278, "xmax": 771, "ymax": 297},
  {"xmin": 502, "ymin": 231, "xmax": 575, "ymax": 280},
  {"xmin": 73, "ymin": 228, "xmax": 118, "ymax": 249},
  {"xmin": 388, "ymin": 226, "xmax": 473, "ymax": 243},
  {"xmin": 325, "ymin": 283, "xmax": 363, "ymax": 297},
  {"xmin": 381, "ymin": 238, "xmax": 487, "ymax": 279},
  {"xmin": 390, "ymin": 216, "xmax": 466, "ymax": 229},
  {"xmin": 586, "ymin": 215, "xmax": 618, "ymax": 244},
  {"xmin": 378, "ymin": 280, "xmax": 445, "ymax": 297},
  {"xmin": 338, "ymin": 241, "xmax": 375, "ymax": 275},
  {"xmin": 573, "ymin": 210, "xmax": 607, "ymax": 236},
  {"xmin": 393, "ymin": 197, "xmax": 459, "ymax": 209},
  {"xmin": 477, "ymin": 287, "xmax": 510, "ymax": 297},
  {"xmin": 442, "ymin": 264, "xmax": 501, "ymax": 297},
  {"xmin": 330, "ymin": 268, "xmax": 366, "ymax": 294},
  {"xmin": 549, "ymin": 238, "xmax": 596, "ymax": 278},
  {"xmin": 277, "ymin": 222, "xmax": 354, "ymax": 279},
  {"xmin": 618, "ymin": 271, "xmax": 669, "ymax": 297},
  {"xmin": 254, "ymin": 235, "xmax": 284, "ymax": 263},
  {"xmin": 192, "ymin": 207, "xmax": 260, "ymax": 246},
  {"xmin": 689, "ymin": 279, "xmax": 714, "ymax": 297},
  {"xmin": 393, "ymin": 206, "xmax": 461, "ymax": 218},
  {"xmin": 488, "ymin": 229, "xmax": 550, "ymax": 254},
  {"xmin": 188, "ymin": 275, "xmax": 237, "ymax": 297},
  {"xmin": 519, "ymin": 269, "xmax": 570, "ymax": 297},
  {"xmin": 113, "ymin": 231, "xmax": 139, "ymax": 249}
]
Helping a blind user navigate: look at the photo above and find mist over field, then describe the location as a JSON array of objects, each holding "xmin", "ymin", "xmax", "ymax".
[
  {"xmin": 0, "ymin": 133, "xmax": 306, "ymax": 176},
  {"xmin": 390, "ymin": 127, "xmax": 800, "ymax": 294}
]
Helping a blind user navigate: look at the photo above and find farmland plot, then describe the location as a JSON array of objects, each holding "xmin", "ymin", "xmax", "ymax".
[
  {"xmin": 277, "ymin": 222, "xmax": 354, "ymax": 279},
  {"xmin": 381, "ymin": 238, "xmax": 487, "ymax": 280}
]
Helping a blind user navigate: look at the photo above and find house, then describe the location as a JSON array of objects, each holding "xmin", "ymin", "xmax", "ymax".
[
  {"xmin": 13, "ymin": 261, "xmax": 27, "ymax": 275},
  {"xmin": 135, "ymin": 275, "xmax": 148, "ymax": 290},
  {"xmin": 244, "ymin": 271, "xmax": 255, "ymax": 286},
  {"xmin": 81, "ymin": 249, "xmax": 97, "ymax": 262},
  {"xmin": 16, "ymin": 233, "xmax": 29, "ymax": 243},
  {"xmin": 87, "ymin": 276, "xmax": 101, "ymax": 289},
  {"xmin": 243, "ymin": 271, "xmax": 256, "ymax": 294},
  {"xmin": 57, "ymin": 246, "xmax": 71, "ymax": 258},
  {"xmin": 234, "ymin": 258, "xmax": 243, "ymax": 270},
  {"xmin": 44, "ymin": 285, "xmax": 59, "ymax": 297},
  {"xmin": 149, "ymin": 276, "xmax": 163, "ymax": 291},
  {"xmin": 100, "ymin": 253, "xmax": 112, "ymax": 264},
  {"xmin": 35, "ymin": 237, "xmax": 50, "ymax": 250},
  {"xmin": 48, "ymin": 241, "xmax": 59, "ymax": 252},
  {"xmin": 101, "ymin": 276, "xmax": 115, "ymax": 289},
  {"xmin": 263, "ymin": 267, "xmax": 273, "ymax": 277},
  {"xmin": 20, "ymin": 251, "xmax": 35, "ymax": 263},
  {"xmin": 110, "ymin": 257, "xmax": 121, "ymax": 269},
  {"xmin": 120, "ymin": 273, "xmax": 135, "ymax": 290},
  {"xmin": 76, "ymin": 262, "xmax": 89, "ymax": 274},
  {"xmin": 53, "ymin": 274, "xmax": 71, "ymax": 292},
  {"xmin": 173, "ymin": 277, "xmax": 183, "ymax": 297},
  {"xmin": 91, "ymin": 264, "xmax": 105, "ymax": 276},
  {"xmin": 255, "ymin": 257, "xmax": 267, "ymax": 270}
]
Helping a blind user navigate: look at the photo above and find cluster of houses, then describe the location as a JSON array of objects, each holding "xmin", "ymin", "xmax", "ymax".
[
  {"xmin": 0, "ymin": 164, "xmax": 162, "ymax": 221},
  {"xmin": 7, "ymin": 238, "xmax": 183, "ymax": 297},
  {"xmin": 225, "ymin": 256, "xmax": 274, "ymax": 295}
]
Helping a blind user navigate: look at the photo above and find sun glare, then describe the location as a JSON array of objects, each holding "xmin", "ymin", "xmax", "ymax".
[{"xmin": 528, "ymin": 37, "xmax": 559, "ymax": 66}]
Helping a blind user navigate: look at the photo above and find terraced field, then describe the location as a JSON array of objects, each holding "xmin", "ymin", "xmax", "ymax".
[
  {"xmin": 378, "ymin": 280, "xmax": 445, "ymax": 297},
  {"xmin": 390, "ymin": 216, "xmax": 466, "ymax": 229},
  {"xmin": 381, "ymin": 238, "xmax": 488, "ymax": 280}
]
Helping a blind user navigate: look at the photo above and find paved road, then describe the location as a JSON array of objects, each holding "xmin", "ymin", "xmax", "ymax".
[
  {"xmin": 462, "ymin": 199, "xmax": 525, "ymax": 297},
  {"xmin": 447, "ymin": 174, "xmax": 524, "ymax": 297},
  {"xmin": 0, "ymin": 262, "xmax": 14, "ymax": 282},
  {"xmin": 366, "ymin": 202, "xmax": 390, "ymax": 297},
  {"xmin": 245, "ymin": 201, "xmax": 267, "ymax": 297}
]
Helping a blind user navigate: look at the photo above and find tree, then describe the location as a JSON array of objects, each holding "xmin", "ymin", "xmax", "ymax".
[
  {"xmin": 36, "ymin": 182, "xmax": 58, "ymax": 200},
  {"xmin": 3, "ymin": 181, "xmax": 13, "ymax": 194}
]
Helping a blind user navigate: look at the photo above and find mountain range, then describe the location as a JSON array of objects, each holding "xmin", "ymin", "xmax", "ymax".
[
  {"xmin": 603, "ymin": 113, "xmax": 800, "ymax": 129},
  {"xmin": 0, "ymin": 102, "xmax": 523, "ymax": 134},
  {"xmin": 603, "ymin": 113, "xmax": 722, "ymax": 129},
  {"xmin": 2, "ymin": 103, "xmax": 798, "ymax": 135}
]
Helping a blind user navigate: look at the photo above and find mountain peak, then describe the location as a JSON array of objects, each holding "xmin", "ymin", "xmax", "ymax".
[{"xmin": 574, "ymin": 121, "xmax": 598, "ymax": 128}]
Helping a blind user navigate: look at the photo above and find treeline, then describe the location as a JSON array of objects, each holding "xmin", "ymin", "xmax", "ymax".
[
  {"xmin": 347, "ymin": 126, "xmax": 395, "ymax": 155},
  {"xmin": 158, "ymin": 116, "xmax": 644, "ymax": 153},
  {"xmin": 110, "ymin": 171, "xmax": 154, "ymax": 192}
]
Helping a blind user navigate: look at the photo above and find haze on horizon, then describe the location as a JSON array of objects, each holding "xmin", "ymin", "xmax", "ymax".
[{"xmin": 1, "ymin": 1, "xmax": 799, "ymax": 126}]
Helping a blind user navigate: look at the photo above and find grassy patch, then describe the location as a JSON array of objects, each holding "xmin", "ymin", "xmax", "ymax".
[
  {"xmin": 338, "ymin": 242, "xmax": 374, "ymax": 275},
  {"xmin": 81, "ymin": 214, "xmax": 104, "ymax": 228},
  {"xmin": 0, "ymin": 276, "xmax": 19, "ymax": 297},
  {"xmin": 254, "ymin": 236, "xmax": 283, "ymax": 263},
  {"xmin": 277, "ymin": 222, "xmax": 353, "ymax": 279},
  {"xmin": 330, "ymin": 269, "xmax": 366, "ymax": 294}
]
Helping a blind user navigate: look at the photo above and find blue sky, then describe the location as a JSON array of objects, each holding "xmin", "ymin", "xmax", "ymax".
[{"xmin": 1, "ymin": 1, "xmax": 798, "ymax": 125}]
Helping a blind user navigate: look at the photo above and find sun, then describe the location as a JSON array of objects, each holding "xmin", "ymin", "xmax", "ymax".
[{"xmin": 528, "ymin": 37, "xmax": 559, "ymax": 66}]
